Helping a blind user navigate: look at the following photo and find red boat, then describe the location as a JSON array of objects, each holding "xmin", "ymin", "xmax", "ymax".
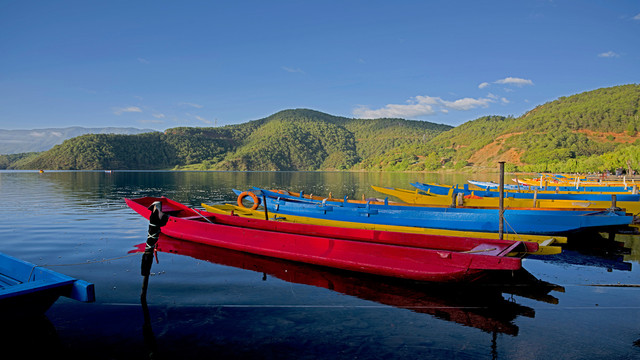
[
  {"xmin": 130, "ymin": 235, "xmax": 565, "ymax": 335},
  {"xmin": 125, "ymin": 197, "xmax": 538, "ymax": 282}
]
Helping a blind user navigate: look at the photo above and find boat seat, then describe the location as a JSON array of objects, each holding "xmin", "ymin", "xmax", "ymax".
[
  {"xmin": 0, "ymin": 273, "xmax": 22, "ymax": 288},
  {"xmin": 466, "ymin": 244, "xmax": 502, "ymax": 256},
  {"xmin": 467, "ymin": 241, "xmax": 525, "ymax": 256}
]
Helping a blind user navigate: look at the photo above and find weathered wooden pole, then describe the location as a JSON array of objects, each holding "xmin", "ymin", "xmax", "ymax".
[{"xmin": 498, "ymin": 161, "xmax": 505, "ymax": 240}]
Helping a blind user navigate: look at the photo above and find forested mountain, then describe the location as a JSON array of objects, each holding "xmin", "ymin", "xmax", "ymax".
[
  {"xmin": 424, "ymin": 84, "xmax": 640, "ymax": 172},
  {"xmin": 3, "ymin": 84, "xmax": 639, "ymax": 172},
  {"xmin": 5, "ymin": 110, "xmax": 451, "ymax": 171}
]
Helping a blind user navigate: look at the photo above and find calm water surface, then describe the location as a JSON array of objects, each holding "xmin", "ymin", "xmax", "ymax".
[{"xmin": 0, "ymin": 170, "xmax": 639, "ymax": 359}]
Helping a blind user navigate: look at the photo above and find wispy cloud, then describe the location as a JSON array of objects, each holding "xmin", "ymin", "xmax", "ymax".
[
  {"xmin": 633, "ymin": 13, "xmax": 640, "ymax": 20},
  {"xmin": 494, "ymin": 77, "xmax": 534, "ymax": 86},
  {"xmin": 480, "ymin": 77, "xmax": 534, "ymax": 89},
  {"xmin": 195, "ymin": 115, "xmax": 212, "ymax": 125},
  {"xmin": 598, "ymin": 51, "xmax": 620, "ymax": 58},
  {"xmin": 353, "ymin": 94, "xmax": 496, "ymax": 119},
  {"xmin": 138, "ymin": 58, "xmax": 150, "ymax": 64},
  {"xmin": 282, "ymin": 66, "xmax": 304, "ymax": 73},
  {"xmin": 152, "ymin": 113, "xmax": 165, "ymax": 119},
  {"xmin": 113, "ymin": 106, "xmax": 143, "ymax": 115}
]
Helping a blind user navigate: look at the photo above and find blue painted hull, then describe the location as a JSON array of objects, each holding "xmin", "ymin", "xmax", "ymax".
[
  {"xmin": 234, "ymin": 189, "xmax": 633, "ymax": 235},
  {"xmin": 0, "ymin": 252, "xmax": 95, "ymax": 317},
  {"xmin": 412, "ymin": 182, "xmax": 640, "ymax": 202}
]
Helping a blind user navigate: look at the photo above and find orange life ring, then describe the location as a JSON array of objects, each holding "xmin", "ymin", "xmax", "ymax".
[{"xmin": 237, "ymin": 191, "xmax": 260, "ymax": 210}]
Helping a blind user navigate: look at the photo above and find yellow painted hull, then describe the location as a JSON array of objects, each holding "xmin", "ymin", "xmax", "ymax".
[
  {"xmin": 371, "ymin": 185, "xmax": 640, "ymax": 214},
  {"xmin": 201, "ymin": 203, "xmax": 564, "ymax": 255}
]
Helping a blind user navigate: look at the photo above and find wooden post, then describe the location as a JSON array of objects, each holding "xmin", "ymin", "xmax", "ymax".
[{"xmin": 499, "ymin": 161, "xmax": 505, "ymax": 240}]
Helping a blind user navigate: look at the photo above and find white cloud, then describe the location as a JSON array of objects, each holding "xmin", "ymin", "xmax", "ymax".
[
  {"xmin": 633, "ymin": 13, "xmax": 640, "ymax": 20},
  {"xmin": 138, "ymin": 58, "xmax": 150, "ymax": 64},
  {"xmin": 195, "ymin": 115, "xmax": 212, "ymax": 125},
  {"xmin": 441, "ymin": 97, "xmax": 493, "ymax": 111},
  {"xmin": 353, "ymin": 94, "xmax": 496, "ymax": 119},
  {"xmin": 494, "ymin": 77, "xmax": 534, "ymax": 87},
  {"xmin": 598, "ymin": 51, "xmax": 620, "ymax": 58},
  {"xmin": 152, "ymin": 113, "xmax": 165, "ymax": 119},
  {"xmin": 114, "ymin": 106, "xmax": 142, "ymax": 115},
  {"xmin": 478, "ymin": 77, "xmax": 534, "ymax": 89}
]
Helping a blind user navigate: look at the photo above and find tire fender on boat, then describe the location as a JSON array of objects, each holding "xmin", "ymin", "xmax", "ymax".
[{"xmin": 237, "ymin": 191, "xmax": 260, "ymax": 210}]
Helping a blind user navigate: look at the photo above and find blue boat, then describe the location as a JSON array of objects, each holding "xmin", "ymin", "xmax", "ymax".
[
  {"xmin": 233, "ymin": 188, "xmax": 633, "ymax": 235},
  {"xmin": 0, "ymin": 252, "xmax": 95, "ymax": 317},
  {"xmin": 468, "ymin": 180, "xmax": 636, "ymax": 193},
  {"xmin": 412, "ymin": 182, "xmax": 640, "ymax": 202}
]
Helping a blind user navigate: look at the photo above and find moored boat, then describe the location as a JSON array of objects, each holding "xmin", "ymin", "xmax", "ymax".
[
  {"xmin": 239, "ymin": 188, "xmax": 633, "ymax": 235},
  {"xmin": 468, "ymin": 180, "xmax": 637, "ymax": 193},
  {"xmin": 0, "ymin": 252, "xmax": 95, "ymax": 317},
  {"xmin": 202, "ymin": 202, "xmax": 563, "ymax": 255},
  {"xmin": 130, "ymin": 234, "xmax": 563, "ymax": 336},
  {"xmin": 372, "ymin": 185, "xmax": 640, "ymax": 214},
  {"xmin": 125, "ymin": 196, "xmax": 538, "ymax": 282},
  {"xmin": 412, "ymin": 182, "xmax": 640, "ymax": 202}
]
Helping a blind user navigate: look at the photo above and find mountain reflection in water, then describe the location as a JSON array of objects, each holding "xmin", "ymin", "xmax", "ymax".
[{"xmin": 131, "ymin": 234, "xmax": 565, "ymax": 337}]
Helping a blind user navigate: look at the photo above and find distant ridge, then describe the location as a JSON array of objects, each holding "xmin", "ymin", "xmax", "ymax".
[
  {"xmin": 0, "ymin": 126, "xmax": 157, "ymax": 154},
  {"xmin": 3, "ymin": 84, "xmax": 640, "ymax": 172}
]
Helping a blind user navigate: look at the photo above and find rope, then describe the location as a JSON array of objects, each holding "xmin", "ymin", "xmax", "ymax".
[
  {"xmin": 188, "ymin": 206, "xmax": 215, "ymax": 224},
  {"xmin": 27, "ymin": 253, "xmax": 140, "ymax": 281}
]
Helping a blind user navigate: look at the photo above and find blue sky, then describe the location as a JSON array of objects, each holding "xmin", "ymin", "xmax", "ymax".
[{"xmin": 0, "ymin": 1, "xmax": 638, "ymax": 131}]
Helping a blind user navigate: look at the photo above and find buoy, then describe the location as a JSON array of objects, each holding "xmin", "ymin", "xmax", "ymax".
[{"xmin": 237, "ymin": 191, "xmax": 260, "ymax": 210}]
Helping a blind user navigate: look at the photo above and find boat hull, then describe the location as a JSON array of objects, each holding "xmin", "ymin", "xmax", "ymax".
[
  {"xmin": 125, "ymin": 197, "xmax": 531, "ymax": 282},
  {"xmin": 373, "ymin": 186, "xmax": 640, "ymax": 214},
  {"xmin": 202, "ymin": 203, "xmax": 563, "ymax": 255},
  {"xmin": 412, "ymin": 182, "xmax": 640, "ymax": 202},
  {"xmin": 0, "ymin": 252, "xmax": 95, "ymax": 317},
  {"xmin": 245, "ymin": 189, "xmax": 633, "ymax": 235}
]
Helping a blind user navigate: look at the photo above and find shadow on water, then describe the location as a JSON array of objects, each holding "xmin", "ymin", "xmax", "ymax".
[
  {"xmin": 535, "ymin": 231, "xmax": 634, "ymax": 272},
  {"xmin": 132, "ymin": 235, "xmax": 564, "ymax": 342},
  {"xmin": 0, "ymin": 314, "xmax": 63, "ymax": 357}
]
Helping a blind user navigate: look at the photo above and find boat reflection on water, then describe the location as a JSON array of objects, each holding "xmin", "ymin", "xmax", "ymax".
[
  {"xmin": 538, "ymin": 232, "xmax": 633, "ymax": 272},
  {"xmin": 0, "ymin": 315, "xmax": 62, "ymax": 357},
  {"xmin": 132, "ymin": 234, "xmax": 564, "ymax": 337}
]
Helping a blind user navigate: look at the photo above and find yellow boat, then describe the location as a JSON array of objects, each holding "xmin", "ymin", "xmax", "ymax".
[
  {"xmin": 371, "ymin": 185, "xmax": 640, "ymax": 214},
  {"xmin": 201, "ymin": 203, "xmax": 564, "ymax": 255},
  {"xmin": 516, "ymin": 175, "xmax": 638, "ymax": 189}
]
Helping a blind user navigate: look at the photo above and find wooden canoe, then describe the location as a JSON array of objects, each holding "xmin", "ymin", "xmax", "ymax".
[
  {"xmin": 372, "ymin": 185, "xmax": 640, "ymax": 214},
  {"xmin": 125, "ymin": 196, "xmax": 538, "ymax": 282},
  {"xmin": 241, "ymin": 188, "xmax": 633, "ymax": 235},
  {"xmin": 202, "ymin": 202, "xmax": 563, "ymax": 255},
  {"xmin": 411, "ymin": 182, "xmax": 640, "ymax": 202},
  {"xmin": 0, "ymin": 252, "xmax": 95, "ymax": 317},
  {"xmin": 129, "ymin": 234, "xmax": 563, "ymax": 336}
]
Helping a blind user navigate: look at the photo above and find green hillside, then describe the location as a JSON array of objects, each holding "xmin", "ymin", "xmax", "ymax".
[
  {"xmin": 423, "ymin": 84, "xmax": 640, "ymax": 172},
  {"xmin": 5, "ymin": 84, "xmax": 640, "ymax": 173},
  {"xmin": 10, "ymin": 109, "xmax": 451, "ymax": 171}
]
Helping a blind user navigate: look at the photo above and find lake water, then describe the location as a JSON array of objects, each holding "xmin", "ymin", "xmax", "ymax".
[{"xmin": 1, "ymin": 170, "xmax": 639, "ymax": 359}]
